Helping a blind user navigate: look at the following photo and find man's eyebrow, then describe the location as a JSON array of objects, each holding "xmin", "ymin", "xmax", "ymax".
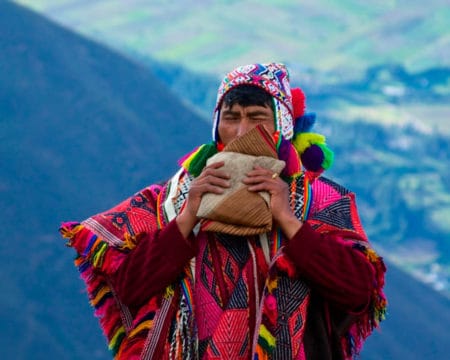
[
  {"xmin": 221, "ymin": 109, "xmax": 240, "ymax": 116},
  {"xmin": 246, "ymin": 110, "xmax": 271, "ymax": 116},
  {"xmin": 221, "ymin": 108, "xmax": 271, "ymax": 117}
]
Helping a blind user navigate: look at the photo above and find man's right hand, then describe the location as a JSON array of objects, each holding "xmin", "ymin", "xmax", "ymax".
[{"xmin": 176, "ymin": 161, "xmax": 231, "ymax": 238}]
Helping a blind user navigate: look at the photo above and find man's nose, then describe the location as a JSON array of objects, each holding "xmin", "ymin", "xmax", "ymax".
[{"xmin": 237, "ymin": 119, "xmax": 251, "ymax": 137}]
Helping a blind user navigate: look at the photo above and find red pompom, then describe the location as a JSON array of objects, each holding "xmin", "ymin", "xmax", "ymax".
[
  {"xmin": 264, "ymin": 294, "xmax": 278, "ymax": 325},
  {"xmin": 276, "ymin": 255, "xmax": 297, "ymax": 277},
  {"xmin": 291, "ymin": 87, "xmax": 306, "ymax": 119}
]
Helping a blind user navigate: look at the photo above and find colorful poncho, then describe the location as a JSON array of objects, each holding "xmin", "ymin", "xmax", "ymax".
[{"xmin": 60, "ymin": 168, "xmax": 386, "ymax": 359}]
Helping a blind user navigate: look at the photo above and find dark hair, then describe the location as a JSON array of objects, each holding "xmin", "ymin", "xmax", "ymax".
[{"xmin": 221, "ymin": 85, "xmax": 273, "ymax": 109}]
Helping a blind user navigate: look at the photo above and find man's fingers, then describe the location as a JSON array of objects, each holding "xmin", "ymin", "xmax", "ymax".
[
  {"xmin": 201, "ymin": 183, "xmax": 227, "ymax": 194},
  {"xmin": 246, "ymin": 166, "xmax": 275, "ymax": 179},
  {"xmin": 243, "ymin": 173, "xmax": 279, "ymax": 185},
  {"xmin": 200, "ymin": 174, "xmax": 230, "ymax": 189},
  {"xmin": 201, "ymin": 162, "xmax": 230, "ymax": 180}
]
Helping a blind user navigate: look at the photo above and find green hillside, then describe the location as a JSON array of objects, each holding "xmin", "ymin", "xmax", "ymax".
[{"xmin": 14, "ymin": 0, "xmax": 450, "ymax": 76}]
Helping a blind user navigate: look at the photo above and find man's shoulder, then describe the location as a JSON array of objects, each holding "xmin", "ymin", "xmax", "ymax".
[{"xmin": 314, "ymin": 175, "xmax": 354, "ymax": 197}]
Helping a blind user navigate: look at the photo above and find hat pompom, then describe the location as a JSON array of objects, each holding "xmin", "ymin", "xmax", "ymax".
[
  {"xmin": 300, "ymin": 143, "xmax": 334, "ymax": 172},
  {"xmin": 293, "ymin": 112, "xmax": 316, "ymax": 133},
  {"xmin": 300, "ymin": 144, "xmax": 324, "ymax": 172},
  {"xmin": 291, "ymin": 87, "xmax": 306, "ymax": 119},
  {"xmin": 292, "ymin": 132, "xmax": 334, "ymax": 174}
]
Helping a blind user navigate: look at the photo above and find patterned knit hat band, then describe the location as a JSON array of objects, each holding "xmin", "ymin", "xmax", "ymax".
[{"xmin": 212, "ymin": 63, "xmax": 295, "ymax": 141}]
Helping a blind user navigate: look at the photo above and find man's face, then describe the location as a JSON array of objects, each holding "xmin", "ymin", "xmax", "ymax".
[{"xmin": 217, "ymin": 103, "xmax": 275, "ymax": 146}]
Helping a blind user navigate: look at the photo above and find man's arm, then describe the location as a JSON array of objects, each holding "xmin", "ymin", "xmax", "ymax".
[
  {"xmin": 284, "ymin": 222, "xmax": 377, "ymax": 312},
  {"xmin": 110, "ymin": 219, "xmax": 197, "ymax": 307},
  {"xmin": 112, "ymin": 162, "xmax": 231, "ymax": 307}
]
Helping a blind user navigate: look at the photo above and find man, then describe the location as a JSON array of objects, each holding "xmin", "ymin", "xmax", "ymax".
[{"xmin": 61, "ymin": 63, "xmax": 386, "ymax": 359}]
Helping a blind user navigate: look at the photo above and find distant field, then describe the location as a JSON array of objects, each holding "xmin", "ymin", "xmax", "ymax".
[
  {"xmin": 324, "ymin": 102, "xmax": 450, "ymax": 135},
  {"xmin": 14, "ymin": 0, "xmax": 450, "ymax": 75}
]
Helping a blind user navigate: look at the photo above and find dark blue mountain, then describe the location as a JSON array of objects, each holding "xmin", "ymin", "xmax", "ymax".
[
  {"xmin": 1, "ymin": 2, "xmax": 209, "ymax": 359},
  {"xmin": 1, "ymin": 1, "xmax": 449, "ymax": 359},
  {"xmin": 363, "ymin": 261, "xmax": 450, "ymax": 359}
]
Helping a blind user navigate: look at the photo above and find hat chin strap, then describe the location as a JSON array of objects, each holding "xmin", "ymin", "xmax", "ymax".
[
  {"xmin": 212, "ymin": 108, "xmax": 220, "ymax": 142},
  {"xmin": 272, "ymin": 97, "xmax": 294, "ymax": 141}
]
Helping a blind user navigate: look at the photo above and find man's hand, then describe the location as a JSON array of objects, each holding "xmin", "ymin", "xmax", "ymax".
[
  {"xmin": 242, "ymin": 166, "xmax": 302, "ymax": 239},
  {"xmin": 176, "ymin": 162, "xmax": 231, "ymax": 238}
]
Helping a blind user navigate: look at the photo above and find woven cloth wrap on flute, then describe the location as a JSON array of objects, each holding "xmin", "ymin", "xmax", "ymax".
[{"xmin": 197, "ymin": 125, "xmax": 285, "ymax": 235}]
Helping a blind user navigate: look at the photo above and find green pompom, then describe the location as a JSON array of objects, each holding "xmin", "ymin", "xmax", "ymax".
[
  {"xmin": 186, "ymin": 143, "xmax": 218, "ymax": 177},
  {"xmin": 317, "ymin": 143, "xmax": 334, "ymax": 170},
  {"xmin": 292, "ymin": 132, "xmax": 326, "ymax": 154}
]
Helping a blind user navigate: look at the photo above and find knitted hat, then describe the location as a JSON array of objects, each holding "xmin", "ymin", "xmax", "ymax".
[
  {"xmin": 210, "ymin": 62, "xmax": 333, "ymax": 176},
  {"xmin": 212, "ymin": 63, "xmax": 296, "ymax": 141}
]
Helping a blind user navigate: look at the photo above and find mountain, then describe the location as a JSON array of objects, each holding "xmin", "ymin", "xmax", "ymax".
[
  {"xmin": 363, "ymin": 262, "xmax": 450, "ymax": 359},
  {"xmin": 1, "ymin": 2, "xmax": 209, "ymax": 359},
  {"xmin": 1, "ymin": 1, "xmax": 450, "ymax": 359}
]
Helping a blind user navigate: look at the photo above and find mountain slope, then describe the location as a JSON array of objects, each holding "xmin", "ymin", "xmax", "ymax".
[
  {"xmin": 363, "ymin": 261, "xmax": 450, "ymax": 359},
  {"xmin": 1, "ymin": 2, "xmax": 209, "ymax": 359},
  {"xmin": 1, "ymin": 1, "xmax": 450, "ymax": 359}
]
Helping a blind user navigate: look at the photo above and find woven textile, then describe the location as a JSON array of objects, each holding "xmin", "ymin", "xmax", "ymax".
[
  {"xmin": 60, "ymin": 167, "xmax": 386, "ymax": 359},
  {"xmin": 197, "ymin": 126, "xmax": 285, "ymax": 235}
]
